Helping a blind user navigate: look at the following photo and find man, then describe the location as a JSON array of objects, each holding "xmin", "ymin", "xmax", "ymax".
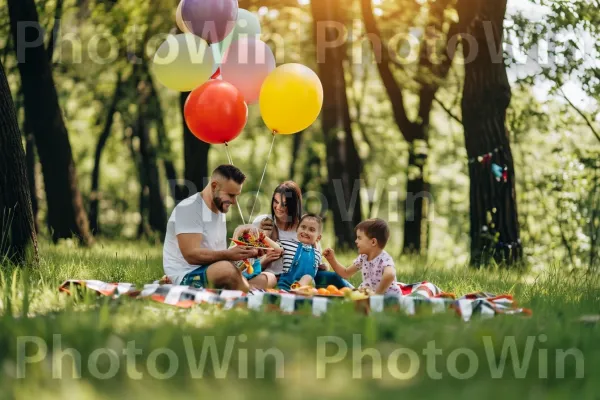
[{"xmin": 163, "ymin": 165, "xmax": 264, "ymax": 291}]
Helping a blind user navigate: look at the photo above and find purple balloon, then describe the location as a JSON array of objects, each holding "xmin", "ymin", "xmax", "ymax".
[{"xmin": 181, "ymin": 0, "xmax": 238, "ymax": 43}]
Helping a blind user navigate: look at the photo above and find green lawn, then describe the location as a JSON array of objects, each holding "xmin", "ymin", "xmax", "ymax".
[{"xmin": 0, "ymin": 240, "xmax": 599, "ymax": 399}]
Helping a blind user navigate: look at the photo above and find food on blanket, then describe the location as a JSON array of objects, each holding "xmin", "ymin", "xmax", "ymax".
[
  {"xmin": 291, "ymin": 287, "xmax": 319, "ymax": 296},
  {"xmin": 290, "ymin": 283, "xmax": 347, "ymax": 297},
  {"xmin": 350, "ymin": 291, "xmax": 369, "ymax": 301},
  {"xmin": 290, "ymin": 282, "xmax": 319, "ymax": 296}
]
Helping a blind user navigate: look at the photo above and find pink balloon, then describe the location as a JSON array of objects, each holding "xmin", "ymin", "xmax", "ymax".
[{"xmin": 220, "ymin": 38, "xmax": 276, "ymax": 104}]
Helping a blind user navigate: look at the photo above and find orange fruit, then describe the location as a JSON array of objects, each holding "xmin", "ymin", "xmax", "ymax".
[
  {"xmin": 317, "ymin": 288, "xmax": 329, "ymax": 295},
  {"xmin": 326, "ymin": 285, "xmax": 338, "ymax": 292},
  {"xmin": 340, "ymin": 287, "xmax": 352, "ymax": 293},
  {"xmin": 332, "ymin": 290, "xmax": 343, "ymax": 296}
]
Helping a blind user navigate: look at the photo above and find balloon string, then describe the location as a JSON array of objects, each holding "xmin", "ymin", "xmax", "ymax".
[
  {"xmin": 224, "ymin": 142, "xmax": 234, "ymax": 164},
  {"xmin": 249, "ymin": 132, "xmax": 276, "ymax": 223},
  {"xmin": 224, "ymin": 142, "xmax": 246, "ymax": 225}
]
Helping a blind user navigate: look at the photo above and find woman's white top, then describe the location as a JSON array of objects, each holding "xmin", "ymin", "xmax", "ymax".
[{"xmin": 252, "ymin": 214, "xmax": 298, "ymax": 275}]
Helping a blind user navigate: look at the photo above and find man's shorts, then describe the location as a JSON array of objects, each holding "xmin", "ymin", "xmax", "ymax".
[
  {"xmin": 180, "ymin": 265, "xmax": 211, "ymax": 288},
  {"xmin": 181, "ymin": 259, "xmax": 266, "ymax": 289}
]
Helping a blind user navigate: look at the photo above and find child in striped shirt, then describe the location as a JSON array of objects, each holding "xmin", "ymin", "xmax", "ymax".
[{"xmin": 276, "ymin": 214, "xmax": 323, "ymax": 291}]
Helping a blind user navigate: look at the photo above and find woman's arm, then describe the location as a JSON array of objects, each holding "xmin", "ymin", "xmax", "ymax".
[{"xmin": 263, "ymin": 236, "xmax": 282, "ymax": 250}]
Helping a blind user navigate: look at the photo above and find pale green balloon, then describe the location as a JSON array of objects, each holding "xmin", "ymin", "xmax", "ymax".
[
  {"xmin": 212, "ymin": 9, "xmax": 262, "ymax": 64},
  {"xmin": 152, "ymin": 33, "xmax": 215, "ymax": 92}
]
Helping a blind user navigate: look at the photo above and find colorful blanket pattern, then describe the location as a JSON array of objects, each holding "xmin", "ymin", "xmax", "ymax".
[{"xmin": 58, "ymin": 280, "xmax": 531, "ymax": 321}]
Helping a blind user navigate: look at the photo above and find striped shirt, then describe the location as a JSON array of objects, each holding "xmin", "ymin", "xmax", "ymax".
[{"xmin": 279, "ymin": 239, "xmax": 322, "ymax": 274}]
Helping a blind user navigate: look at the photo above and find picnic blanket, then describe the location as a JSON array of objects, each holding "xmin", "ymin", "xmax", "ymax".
[{"xmin": 58, "ymin": 280, "xmax": 531, "ymax": 321}]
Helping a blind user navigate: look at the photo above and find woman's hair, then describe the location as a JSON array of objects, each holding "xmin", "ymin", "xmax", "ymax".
[{"xmin": 271, "ymin": 181, "xmax": 303, "ymax": 230}]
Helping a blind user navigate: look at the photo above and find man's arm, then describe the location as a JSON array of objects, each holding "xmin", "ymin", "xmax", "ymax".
[{"xmin": 177, "ymin": 233, "xmax": 258, "ymax": 265}]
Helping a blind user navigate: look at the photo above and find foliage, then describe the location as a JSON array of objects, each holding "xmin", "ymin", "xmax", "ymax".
[{"xmin": 0, "ymin": 0, "xmax": 599, "ymax": 270}]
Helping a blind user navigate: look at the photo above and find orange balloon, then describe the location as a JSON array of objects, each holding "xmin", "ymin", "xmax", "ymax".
[{"xmin": 184, "ymin": 80, "xmax": 248, "ymax": 144}]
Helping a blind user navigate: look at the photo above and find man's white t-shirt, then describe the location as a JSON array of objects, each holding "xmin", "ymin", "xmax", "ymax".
[{"xmin": 163, "ymin": 193, "xmax": 227, "ymax": 284}]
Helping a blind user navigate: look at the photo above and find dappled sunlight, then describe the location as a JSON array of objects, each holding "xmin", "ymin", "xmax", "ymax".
[{"xmin": 1, "ymin": 0, "xmax": 599, "ymax": 397}]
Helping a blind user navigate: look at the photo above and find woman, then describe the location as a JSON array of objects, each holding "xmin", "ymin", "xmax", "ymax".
[{"xmin": 252, "ymin": 181, "xmax": 352, "ymax": 289}]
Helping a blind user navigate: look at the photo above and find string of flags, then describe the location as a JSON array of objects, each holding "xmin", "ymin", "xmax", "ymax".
[
  {"xmin": 468, "ymin": 147, "xmax": 508, "ymax": 183},
  {"xmin": 468, "ymin": 146, "xmax": 502, "ymax": 164},
  {"xmin": 496, "ymin": 239, "xmax": 522, "ymax": 249},
  {"xmin": 57, "ymin": 280, "xmax": 533, "ymax": 321},
  {"xmin": 468, "ymin": 148, "xmax": 520, "ymax": 249},
  {"xmin": 481, "ymin": 209, "xmax": 521, "ymax": 249},
  {"xmin": 491, "ymin": 163, "xmax": 508, "ymax": 182}
]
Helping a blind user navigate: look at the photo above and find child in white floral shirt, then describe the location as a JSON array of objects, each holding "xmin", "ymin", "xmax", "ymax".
[{"xmin": 323, "ymin": 218, "xmax": 401, "ymax": 296}]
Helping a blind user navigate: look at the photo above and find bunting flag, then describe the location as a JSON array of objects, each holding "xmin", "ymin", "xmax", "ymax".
[{"xmin": 58, "ymin": 280, "xmax": 532, "ymax": 322}]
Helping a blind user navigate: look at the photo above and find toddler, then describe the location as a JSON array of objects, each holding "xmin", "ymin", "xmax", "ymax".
[
  {"xmin": 230, "ymin": 225, "xmax": 282, "ymax": 280},
  {"xmin": 323, "ymin": 218, "xmax": 401, "ymax": 296}
]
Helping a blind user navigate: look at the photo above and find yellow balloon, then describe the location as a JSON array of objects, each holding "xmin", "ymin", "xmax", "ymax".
[
  {"xmin": 259, "ymin": 63, "xmax": 323, "ymax": 134},
  {"xmin": 152, "ymin": 33, "xmax": 214, "ymax": 92}
]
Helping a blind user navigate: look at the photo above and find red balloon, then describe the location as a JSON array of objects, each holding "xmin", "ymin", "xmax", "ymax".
[
  {"xmin": 184, "ymin": 80, "xmax": 248, "ymax": 144},
  {"xmin": 210, "ymin": 67, "xmax": 221, "ymax": 80}
]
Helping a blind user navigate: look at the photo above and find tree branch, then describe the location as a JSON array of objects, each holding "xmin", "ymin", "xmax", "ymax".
[
  {"xmin": 360, "ymin": 0, "xmax": 417, "ymax": 140},
  {"xmin": 416, "ymin": 0, "xmax": 453, "ymax": 126},
  {"xmin": 46, "ymin": 0, "xmax": 63, "ymax": 63},
  {"xmin": 434, "ymin": 96, "xmax": 462, "ymax": 124},
  {"xmin": 559, "ymin": 88, "xmax": 600, "ymax": 144}
]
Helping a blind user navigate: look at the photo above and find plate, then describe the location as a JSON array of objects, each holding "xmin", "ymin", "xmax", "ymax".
[
  {"xmin": 230, "ymin": 239, "xmax": 273, "ymax": 250},
  {"xmin": 290, "ymin": 289, "xmax": 316, "ymax": 297}
]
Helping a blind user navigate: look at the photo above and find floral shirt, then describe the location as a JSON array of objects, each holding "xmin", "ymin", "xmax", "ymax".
[{"xmin": 353, "ymin": 250, "xmax": 401, "ymax": 295}]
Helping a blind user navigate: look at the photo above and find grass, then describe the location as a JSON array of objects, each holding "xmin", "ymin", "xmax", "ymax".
[{"xmin": 0, "ymin": 240, "xmax": 599, "ymax": 399}]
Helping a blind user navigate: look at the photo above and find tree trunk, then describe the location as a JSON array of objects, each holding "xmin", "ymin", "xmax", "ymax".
[
  {"xmin": 147, "ymin": 75, "xmax": 185, "ymax": 204},
  {"xmin": 125, "ymin": 124, "xmax": 150, "ymax": 238},
  {"xmin": 24, "ymin": 121, "xmax": 38, "ymax": 234},
  {"xmin": 0, "ymin": 58, "xmax": 38, "ymax": 265},
  {"xmin": 361, "ymin": 0, "xmax": 455, "ymax": 255},
  {"xmin": 8, "ymin": 0, "xmax": 91, "ymax": 244},
  {"xmin": 311, "ymin": 0, "xmax": 363, "ymax": 249},
  {"xmin": 46, "ymin": 0, "xmax": 63, "ymax": 63},
  {"xmin": 181, "ymin": 92, "xmax": 210, "ymax": 197},
  {"xmin": 458, "ymin": 0, "xmax": 522, "ymax": 266},
  {"xmin": 403, "ymin": 137, "xmax": 430, "ymax": 253},
  {"xmin": 135, "ymin": 71, "xmax": 167, "ymax": 237},
  {"xmin": 289, "ymin": 131, "xmax": 302, "ymax": 181},
  {"xmin": 89, "ymin": 74, "xmax": 123, "ymax": 235}
]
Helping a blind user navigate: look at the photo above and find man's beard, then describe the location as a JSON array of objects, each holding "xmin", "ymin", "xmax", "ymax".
[{"xmin": 213, "ymin": 196, "xmax": 228, "ymax": 213}]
